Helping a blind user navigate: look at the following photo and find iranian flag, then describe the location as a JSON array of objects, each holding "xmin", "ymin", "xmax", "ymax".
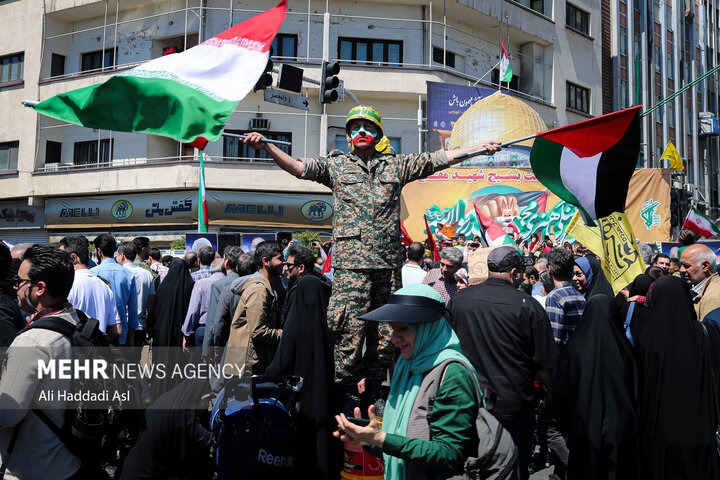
[
  {"xmin": 29, "ymin": 1, "xmax": 287, "ymax": 150},
  {"xmin": 684, "ymin": 207, "xmax": 720, "ymax": 238},
  {"xmin": 529, "ymin": 105, "xmax": 641, "ymax": 222},
  {"xmin": 499, "ymin": 39, "xmax": 513, "ymax": 83},
  {"xmin": 474, "ymin": 204, "xmax": 516, "ymax": 247}
]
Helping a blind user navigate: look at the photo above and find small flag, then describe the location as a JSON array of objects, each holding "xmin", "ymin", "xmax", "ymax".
[
  {"xmin": 29, "ymin": 1, "xmax": 287, "ymax": 149},
  {"xmin": 683, "ymin": 207, "xmax": 720, "ymax": 238},
  {"xmin": 474, "ymin": 204, "xmax": 516, "ymax": 247},
  {"xmin": 424, "ymin": 215, "xmax": 441, "ymax": 262},
  {"xmin": 499, "ymin": 39, "xmax": 513, "ymax": 83},
  {"xmin": 198, "ymin": 151, "xmax": 208, "ymax": 233},
  {"xmin": 400, "ymin": 220, "xmax": 413, "ymax": 245},
  {"xmin": 530, "ymin": 106, "xmax": 641, "ymax": 223},
  {"xmin": 660, "ymin": 141, "xmax": 684, "ymax": 171}
]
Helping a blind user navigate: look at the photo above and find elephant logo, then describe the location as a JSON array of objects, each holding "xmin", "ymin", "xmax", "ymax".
[{"xmin": 301, "ymin": 200, "xmax": 333, "ymax": 222}]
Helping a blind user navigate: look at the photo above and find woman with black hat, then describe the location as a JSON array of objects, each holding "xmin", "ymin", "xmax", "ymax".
[{"xmin": 333, "ymin": 283, "xmax": 480, "ymax": 479}]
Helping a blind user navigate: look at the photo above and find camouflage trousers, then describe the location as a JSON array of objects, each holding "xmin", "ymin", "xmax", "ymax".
[{"xmin": 327, "ymin": 268, "xmax": 402, "ymax": 385}]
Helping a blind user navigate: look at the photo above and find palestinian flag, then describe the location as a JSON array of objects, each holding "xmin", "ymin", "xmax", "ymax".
[
  {"xmin": 529, "ymin": 106, "xmax": 641, "ymax": 222},
  {"xmin": 684, "ymin": 207, "xmax": 720, "ymax": 238},
  {"xmin": 29, "ymin": 1, "xmax": 287, "ymax": 150},
  {"xmin": 499, "ymin": 39, "xmax": 513, "ymax": 82},
  {"xmin": 321, "ymin": 246, "xmax": 333, "ymax": 274},
  {"xmin": 474, "ymin": 204, "xmax": 516, "ymax": 247}
]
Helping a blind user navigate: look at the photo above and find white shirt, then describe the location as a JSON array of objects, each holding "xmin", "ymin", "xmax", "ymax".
[
  {"xmin": 402, "ymin": 263, "xmax": 427, "ymax": 287},
  {"xmin": 124, "ymin": 262, "xmax": 156, "ymax": 330},
  {"xmin": 67, "ymin": 268, "xmax": 120, "ymax": 333}
]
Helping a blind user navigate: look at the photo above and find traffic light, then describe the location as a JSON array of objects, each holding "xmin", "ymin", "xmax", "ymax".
[
  {"xmin": 679, "ymin": 188, "xmax": 691, "ymax": 222},
  {"xmin": 253, "ymin": 59, "xmax": 273, "ymax": 92},
  {"xmin": 319, "ymin": 61, "xmax": 340, "ymax": 104},
  {"xmin": 670, "ymin": 188, "xmax": 679, "ymax": 227}
]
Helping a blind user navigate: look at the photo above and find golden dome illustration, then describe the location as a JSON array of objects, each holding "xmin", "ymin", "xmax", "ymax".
[{"xmin": 449, "ymin": 91, "xmax": 547, "ymax": 149}]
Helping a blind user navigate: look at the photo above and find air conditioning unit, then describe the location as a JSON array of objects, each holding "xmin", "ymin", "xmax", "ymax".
[{"xmin": 249, "ymin": 116, "xmax": 270, "ymax": 130}]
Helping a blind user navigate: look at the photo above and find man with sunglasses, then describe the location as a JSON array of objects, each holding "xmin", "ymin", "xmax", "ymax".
[
  {"xmin": 0, "ymin": 245, "xmax": 82, "ymax": 479},
  {"xmin": 244, "ymin": 105, "xmax": 502, "ymax": 413}
]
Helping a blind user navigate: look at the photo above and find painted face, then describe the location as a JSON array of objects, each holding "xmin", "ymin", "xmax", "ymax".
[
  {"xmin": 348, "ymin": 120, "xmax": 379, "ymax": 148},
  {"xmin": 390, "ymin": 322, "xmax": 417, "ymax": 361}
]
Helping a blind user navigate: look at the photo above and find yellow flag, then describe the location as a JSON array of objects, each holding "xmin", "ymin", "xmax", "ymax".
[
  {"xmin": 566, "ymin": 210, "xmax": 603, "ymax": 255},
  {"xmin": 597, "ymin": 212, "xmax": 646, "ymax": 294},
  {"xmin": 660, "ymin": 141, "xmax": 683, "ymax": 171},
  {"xmin": 567, "ymin": 210, "xmax": 646, "ymax": 294}
]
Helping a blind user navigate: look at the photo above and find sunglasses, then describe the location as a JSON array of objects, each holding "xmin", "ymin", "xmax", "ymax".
[{"xmin": 12, "ymin": 275, "xmax": 33, "ymax": 288}]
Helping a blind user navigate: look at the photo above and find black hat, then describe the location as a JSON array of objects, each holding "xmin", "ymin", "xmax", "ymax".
[
  {"xmin": 487, "ymin": 246, "xmax": 533, "ymax": 273},
  {"xmin": 359, "ymin": 293, "xmax": 446, "ymax": 324}
]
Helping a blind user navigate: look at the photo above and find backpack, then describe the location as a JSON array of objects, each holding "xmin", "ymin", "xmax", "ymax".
[
  {"xmin": 22, "ymin": 310, "xmax": 145, "ymax": 479},
  {"xmin": 406, "ymin": 358, "xmax": 519, "ymax": 480}
]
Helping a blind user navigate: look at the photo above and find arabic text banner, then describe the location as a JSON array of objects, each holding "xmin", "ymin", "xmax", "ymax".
[{"xmin": 400, "ymin": 168, "xmax": 671, "ymax": 246}]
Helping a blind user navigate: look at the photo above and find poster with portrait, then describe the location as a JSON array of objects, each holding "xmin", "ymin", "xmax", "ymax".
[
  {"xmin": 185, "ymin": 233, "xmax": 219, "ymax": 253},
  {"xmin": 240, "ymin": 233, "xmax": 277, "ymax": 253}
]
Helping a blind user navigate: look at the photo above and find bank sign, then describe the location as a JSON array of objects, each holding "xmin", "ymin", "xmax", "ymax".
[{"xmin": 46, "ymin": 191, "xmax": 334, "ymax": 229}]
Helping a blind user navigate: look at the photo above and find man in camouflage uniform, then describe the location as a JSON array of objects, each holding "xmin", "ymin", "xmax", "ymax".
[{"xmin": 244, "ymin": 106, "xmax": 500, "ymax": 411}]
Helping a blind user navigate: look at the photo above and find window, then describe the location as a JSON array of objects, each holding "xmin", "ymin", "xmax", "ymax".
[
  {"xmin": 619, "ymin": 26, "xmax": 628, "ymax": 56},
  {"xmin": 51, "ymin": 53, "xmax": 65, "ymax": 77},
  {"xmin": 566, "ymin": 82, "xmax": 590, "ymax": 113},
  {"xmin": 653, "ymin": 44, "xmax": 662, "ymax": 73},
  {"xmin": 620, "ymin": 78, "xmax": 629, "ymax": 108},
  {"xmin": 271, "ymin": 34, "xmax": 298, "ymax": 60},
  {"xmin": 223, "ymin": 131, "xmax": 291, "ymax": 161},
  {"xmin": 334, "ymin": 135, "xmax": 401, "ymax": 154},
  {"xmin": 80, "ymin": 48, "xmax": 117, "ymax": 72},
  {"xmin": 566, "ymin": 4, "xmax": 590, "ymax": 35},
  {"xmin": 0, "ymin": 52, "xmax": 24, "ymax": 84},
  {"xmin": 432, "ymin": 47, "xmax": 456, "ymax": 68},
  {"xmin": 73, "ymin": 139, "xmax": 113, "ymax": 165},
  {"xmin": 45, "ymin": 141, "xmax": 62, "ymax": 164},
  {"xmin": 0, "ymin": 142, "xmax": 19, "ymax": 170},
  {"xmin": 338, "ymin": 37, "xmax": 402, "ymax": 66},
  {"xmin": 512, "ymin": 0, "xmax": 546, "ymax": 15}
]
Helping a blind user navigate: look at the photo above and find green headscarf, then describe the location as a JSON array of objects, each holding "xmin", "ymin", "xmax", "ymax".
[{"xmin": 381, "ymin": 284, "xmax": 478, "ymax": 480}]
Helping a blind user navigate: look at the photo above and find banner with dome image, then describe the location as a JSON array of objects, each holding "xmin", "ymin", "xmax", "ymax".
[{"xmin": 426, "ymin": 81, "xmax": 543, "ymax": 167}]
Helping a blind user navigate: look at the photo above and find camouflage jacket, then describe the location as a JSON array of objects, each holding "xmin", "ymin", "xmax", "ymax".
[{"xmin": 300, "ymin": 149, "xmax": 449, "ymax": 269}]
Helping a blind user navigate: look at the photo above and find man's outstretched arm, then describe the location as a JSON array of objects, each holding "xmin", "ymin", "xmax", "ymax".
[{"xmin": 243, "ymin": 132, "xmax": 304, "ymax": 177}]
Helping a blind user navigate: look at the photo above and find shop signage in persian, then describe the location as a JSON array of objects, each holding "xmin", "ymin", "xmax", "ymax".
[{"xmin": 0, "ymin": 201, "xmax": 45, "ymax": 229}]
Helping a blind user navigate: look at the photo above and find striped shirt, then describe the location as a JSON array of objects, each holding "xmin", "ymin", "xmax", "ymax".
[{"xmin": 545, "ymin": 281, "xmax": 586, "ymax": 347}]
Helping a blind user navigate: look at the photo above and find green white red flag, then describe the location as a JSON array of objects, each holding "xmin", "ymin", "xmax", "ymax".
[
  {"xmin": 29, "ymin": 1, "xmax": 287, "ymax": 150},
  {"xmin": 683, "ymin": 207, "xmax": 720, "ymax": 238},
  {"xmin": 529, "ymin": 106, "xmax": 641, "ymax": 223}
]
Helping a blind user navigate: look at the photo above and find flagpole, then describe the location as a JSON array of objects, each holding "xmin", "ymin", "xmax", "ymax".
[
  {"xmin": 472, "ymin": 60, "xmax": 501, "ymax": 86},
  {"xmin": 198, "ymin": 149, "xmax": 208, "ymax": 233},
  {"xmin": 222, "ymin": 132, "xmax": 292, "ymax": 147},
  {"xmin": 453, "ymin": 133, "xmax": 537, "ymax": 161}
]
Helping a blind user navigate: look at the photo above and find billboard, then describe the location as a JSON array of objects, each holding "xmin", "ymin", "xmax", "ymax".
[{"xmin": 401, "ymin": 168, "xmax": 671, "ymax": 246}]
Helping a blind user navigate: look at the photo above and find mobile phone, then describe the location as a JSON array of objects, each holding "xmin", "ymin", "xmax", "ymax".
[{"xmin": 346, "ymin": 417, "xmax": 370, "ymax": 427}]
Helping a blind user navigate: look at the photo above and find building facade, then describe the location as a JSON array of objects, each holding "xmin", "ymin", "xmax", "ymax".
[
  {"xmin": 0, "ymin": 0, "xmax": 603, "ymax": 246},
  {"xmin": 610, "ymin": 0, "xmax": 720, "ymax": 218}
]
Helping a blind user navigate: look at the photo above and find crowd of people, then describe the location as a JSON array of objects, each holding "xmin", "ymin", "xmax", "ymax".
[
  {"xmin": 1, "ymin": 102, "xmax": 720, "ymax": 480},
  {"xmin": 0, "ymin": 229, "xmax": 718, "ymax": 479}
]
